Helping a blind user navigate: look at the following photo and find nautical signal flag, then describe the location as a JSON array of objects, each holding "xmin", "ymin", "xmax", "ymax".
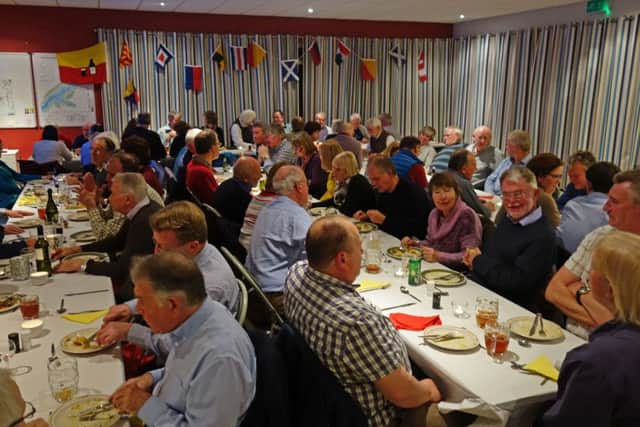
[
  {"xmin": 281, "ymin": 59, "xmax": 299, "ymax": 83},
  {"xmin": 155, "ymin": 43, "xmax": 174, "ymax": 69},
  {"xmin": 308, "ymin": 40, "xmax": 321, "ymax": 65},
  {"xmin": 247, "ymin": 41, "xmax": 267, "ymax": 68},
  {"xmin": 230, "ymin": 46, "xmax": 248, "ymax": 71},
  {"xmin": 211, "ymin": 44, "xmax": 225, "ymax": 72},
  {"xmin": 418, "ymin": 50, "xmax": 427, "ymax": 82},
  {"xmin": 389, "ymin": 45, "xmax": 406, "ymax": 65},
  {"xmin": 335, "ymin": 39, "xmax": 350, "ymax": 65},
  {"xmin": 184, "ymin": 65, "xmax": 203, "ymax": 92},
  {"xmin": 56, "ymin": 42, "xmax": 107, "ymax": 84},
  {"xmin": 123, "ymin": 79, "xmax": 139, "ymax": 105},
  {"xmin": 119, "ymin": 41, "xmax": 132, "ymax": 68},
  {"xmin": 361, "ymin": 58, "xmax": 376, "ymax": 81}
]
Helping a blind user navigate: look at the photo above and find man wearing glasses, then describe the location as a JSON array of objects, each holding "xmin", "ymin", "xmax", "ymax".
[{"xmin": 0, "ymin": 369, "xmax": 47, "ymax": 427}]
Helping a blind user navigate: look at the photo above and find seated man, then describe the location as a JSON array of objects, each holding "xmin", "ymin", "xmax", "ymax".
[
  {"xmin": 332, "ymin": 120, "xmax": 363, "ymax": 167},
  {"xmin": 365, "ymin": 117, "xmax": 395, "ymax": 154},
  {"xmin": 390, "ymin": 136, "xmax": 427, "ymax": 188},
  {"xmin": 54, "ymin": 173, "xmax": 162, "ymax": 302},
  {"xmin": 557, "ymin": 161, "xmax": 619, "ymax": 252},
  {"xmin": 257, "ymin": 125, "xmax": 296, "ymax": 170},
  {"xmin": 0, "ymin": 369, "xmax": 49, "ymax": 427},
  {"xmin": 186, "ymin": 130, "xmax": 220, "ymax": 205},
  {"xmin": 87, "ymin": 132, "xmax": 117, "ymax": 188},
  {"xmin": 354, "ymin": 156, "xmax": 431, "ymax": 240},
  {"xmin": 556, "ymin": 151, "xmax": 596, "ymax": 210},
  {"xmin": 448, "ymin": 149, "xmax": 492, "ymax": 218},
  {"xmin": 97, "ymin": 201, "xmax": 239, "ymax": 355},
  {"xmin": 545, "ymin": 170, "xmax": 640, "ymax": 339},
  {"xmin": 122, "ymin": 112, "xmax": 166, "ymax": 161},
  {"xmin": 484, "ymin": 130, "xmax": 532, "ymax": 196},
  {"xmin": 212, "ymin": 157, "xmax": 262, "ymax": 225},
  {"xmin": 0, "ymin": 138, "xmax": 42, "ymax": 209},
  {"xmin": 430, "ymin": 126, "xmax": 464, "ymax": 173},
  {"xmin": 417, "ymin": 126, "xmax": 437, "ymax": 170},
  {"xmin": 246, "ymin": 165, "xmax": 312, "ymax": 317},
  {"xmin": 465, "ymin": 126, "xmax": 503, "ymax": 189},
  {"xmin": 285, "ymin": 217, "xmax": 441, "ymax": 427},
  {"xmin": 109, "ymin": 252, "xmax": 256, "ymax": 426},
  {"xmin": 463, "ymin": 166, "xmax": 556, "ymax": 311}
]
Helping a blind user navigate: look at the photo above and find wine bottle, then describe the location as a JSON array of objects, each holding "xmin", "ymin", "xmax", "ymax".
[
  {"xmin": 35, "ymin": 225, "xmax": 52, "ymax": 276},
  {"xmin": 45, "ymin": 188, "xmax": 59, "ymax": 225}
]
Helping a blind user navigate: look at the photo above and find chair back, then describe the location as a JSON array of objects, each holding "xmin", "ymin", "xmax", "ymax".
[
  {"xmin": 236, "ymin": 278, "xmax": 249, "ymax": 325},
  {"xmin": 479, "ymin": 214, "xmax": 496, "ymax": 251},
  {"xmin": 185, "ymin": 186, "xmax": 204, "ymax": 208},
  {"xmin": 18, "ymin": 159, "xmax": 62, "ymax": 175}
]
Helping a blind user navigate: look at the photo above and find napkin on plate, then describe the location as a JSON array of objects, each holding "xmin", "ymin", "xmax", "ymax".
[
  {"xmin": 524, "ymin": 355, "xmax": 559, "ymax": 381},
  {"xmin": 62, "ymin": 309, "xmax": 108, "ymax": 324},
  {"xmin": 389, "ymin": 313, "xmax": 442, "ymax": 331},
  {"xmin": 356, "ymin": 279, "xmax": 391, "ymax": 292}
]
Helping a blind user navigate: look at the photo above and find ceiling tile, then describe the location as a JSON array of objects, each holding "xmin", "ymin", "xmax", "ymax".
[
  {"xmin": 99, "ymin": 0, "xmax": 141, "ymax": 10},
  {"xmin": 58, "ymin": 0, "xmax": 98, "ymax": 7},
  {"xmin": 14, "ymin": 0, "xmax": 57, "ymax": 6}
]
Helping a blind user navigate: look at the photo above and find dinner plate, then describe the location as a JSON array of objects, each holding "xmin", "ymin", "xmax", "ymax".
[
  {"xmin": 309, "ymin": 207, "xmax": 338, "ymax": 217},
  {"xmin": 60, "ymin": 328, "xmax": 113, "ymax": 355},
  {"xmin": 70, "ymin": 230, "xmax": 97, "ymax": 243},
  {"xmin": 421, "ymin": 269, "xmax": 466, "ymax": 287},
  {"xmin": 13, "ymin": 218, "xmax": 43, "ymax": 228},
  {"xmin": 63, "ymin": 252, "xmax": 108, "ymax": 263},
  {"xmin": 50, "ymin": 394, "xmax": 120, "ymax": 427},
  {"xmin": 423, "ymin": 325, "xmax": 479, "ymax": 351},
  {"xmin": 0, "ymin": 294, "xmax": 20, "ymax": 314},
  {"xmin": 68, "ymin": 211, "xmax": 90, "ymax": 222},
  {"xmin": 30, "ymin": 179, "xmax": 50, "ymax": 185},
  {"xmin": 509, "ymin": 316, "xmax": 565, "ymax": 341},
  {"xmin": 386, "ymin": 246, "xmax": 422, "ymax": 260},
  {"xmin": 65, "ymin": 203, "xmax": 85, "ymax": 211},
  {"xmin": 355, "ymin": 222, "xmax": 378, "ymax": 233}
]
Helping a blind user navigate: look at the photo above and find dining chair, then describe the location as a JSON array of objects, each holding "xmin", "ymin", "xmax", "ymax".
[{"xmin": 236, "ymin": 278, "xmax": 249, "ymax": 325}]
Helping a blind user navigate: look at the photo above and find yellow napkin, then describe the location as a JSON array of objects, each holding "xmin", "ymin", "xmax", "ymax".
[
  {"xmin": 356, "ymin": 279, "xmax": 391, "ymax": 292},
  {"xmin": 62, "ymin": 310, "xmax": 108, "ymax": 324},
  {"xmin": 524, "ymin": 355, "xmax": 559, "ymax": 382},
  {"xmin": 16, "ymin": 195, "xmax": 41, "ymax": 206}
]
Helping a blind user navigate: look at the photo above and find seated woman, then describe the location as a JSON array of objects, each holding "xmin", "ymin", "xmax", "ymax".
[
  {"xmin": 0, "ymin": 139, "xmax": 42, "ymax": 209},
  {"xmin": 230, "ymin": 109, "xmax": 256, "ymax": 150},
  {"xmin": 32, "ymin": 125, "xmax": 73, "ymax": 165},
  {"xmin": 292, "ymin": 133, "xmax": 327, "ymax": 199},
  {"xmin": 316, "ymin": 140, "xmax": 344, "ymax": 202},
  {"xmin": 541, "ymin": 231, "xmax": 640, "ymax": 426},
  {"xmin": 314, "ymin": 151, "xmax": 375, "ymax": 217},
  {"xmin": 168, "ymin": 120, "xmax": 190, "ymax": 158},
  {"xmin": 403, "ymin": 172, "xmax": 481, "ymax": 267}
]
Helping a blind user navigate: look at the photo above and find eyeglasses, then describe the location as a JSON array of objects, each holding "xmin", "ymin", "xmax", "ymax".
[
  {"xmin": 502, "ymin": 190, "xmax": 530, "ymax": 200},
  {"xmin": 548, "ymin": 174, "xmax": 563, "ymax": 179},
  {"xmin": 9, "ymin": 401, "xmax": 35, "ymax": 427}
]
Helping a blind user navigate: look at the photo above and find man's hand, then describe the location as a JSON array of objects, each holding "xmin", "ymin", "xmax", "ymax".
[
  {"xmin": 78, "ymin": 187, "xmax": 97, "ymax": 209},
  {"xmin": 96, "ymin": 321, "xmax": 132, "ymax": 346},
  {"xmin": 257, "ymin": 145, "xmax": 269, "ymax": 161},
  {"xmin": 421, "ymin": 379, "xmax": 442, "ymax": 402},
  {"xmin": 353, "ymin": 210, "xmax": 368, "ymax": 221},
  {"xmin": 3, "ymin": 224, "xmax": 24, "ymax": 235},
  {"xmin": 462, "ymin": 247, "xmax": 481, "ymax": 269},
  {"xmin": 421, "ymin": 247, "xmax": 439, "ymax": 263},
  {"xmin": 3, "ymin": 209, "xmax": 33, "ymax": 218},
  {"xmin": 51, "ymin": 246, "xmax": 81, "ymax": 260},
  {"xmin": 54, "ymin": 259, "xmax": 84, "ymax": 273},
  {"xmin": 24, "ymin": 419, "xmax": 50, "ymax": 427},
  {"xmin": 110, "ymin": 374, "xmax": 153, "ymax": 414},
  {"xmin": 104, "ymin": 304, "xmax": 133, "ymax": 323},
  {"xmin": 365, "ymin": 209, "xmax": 385, "ymax": 225},
  {"xmin": 82, "ymin": 172, "xmax": 96, "ymax": 192}
]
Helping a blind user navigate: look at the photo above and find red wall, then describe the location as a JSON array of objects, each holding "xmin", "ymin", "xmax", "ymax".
[{"xmin": 0, "ymin": 5, "xmax": 452, "ymax": 160}]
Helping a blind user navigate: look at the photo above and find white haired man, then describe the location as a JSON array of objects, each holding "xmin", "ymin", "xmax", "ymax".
[
  {"xmin": 315, "ymin": 112, "xmax": 333, "ymax": 141},
  {"xmin": 365, "ymin": 118, "xmax": 395, "ymax": 154},
  {"xmin": 466, "ymin": 125, "xmax": 503, "ymax": 189},
  {"xmin": 484, "ymin": 130, "xmax": 532, "ymax": 196},
  {"xmin": 430, "ymin": 126, "xmax": 464, "ymax": 173}
]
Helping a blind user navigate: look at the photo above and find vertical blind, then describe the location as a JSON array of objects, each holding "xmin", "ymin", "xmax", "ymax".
[{"xmin": 99, "ymin": 14, "xmax": 639, "ymax": 168}]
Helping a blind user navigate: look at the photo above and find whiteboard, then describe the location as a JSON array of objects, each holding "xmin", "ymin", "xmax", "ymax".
[
  {"xmin": 0, "ymin": 53, "xmax": 37, "ymax": 128},
  {"xmin": 32, "ymin": 53, "xmax": 96, "ymax": 127}
]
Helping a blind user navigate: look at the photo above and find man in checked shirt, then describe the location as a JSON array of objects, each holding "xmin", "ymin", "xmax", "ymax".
[{"xmin": 284, "ymin": 216, "xmax": 441, "ymax": 427}]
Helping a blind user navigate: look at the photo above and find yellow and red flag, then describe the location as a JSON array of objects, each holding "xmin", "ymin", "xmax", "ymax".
[
  {"xmin": 56, "ymin": 42, "xmax": 108, "ymax": 84},
  {"xmin": 247, "ymin": 41, "xmax": 266, "ymax": 68},
  {"xmin": 119, "ymin": 41, "xmax": 133, "ymax": 68},
  {"xmin": 361, "ymin": 58, "xmax": 376, "ymax": 81}
]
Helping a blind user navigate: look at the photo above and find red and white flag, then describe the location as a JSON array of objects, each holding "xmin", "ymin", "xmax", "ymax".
[
  {"xmin": 230, "ymin": 45, "xmax": 247, "ymax": 71},
  {"xmin": 418, "ymin": 50, "xmax": 427, "ymax": 82}
]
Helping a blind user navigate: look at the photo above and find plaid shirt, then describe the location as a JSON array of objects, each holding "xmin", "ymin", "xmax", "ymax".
[{"xmin": 284, "ymin": 261, "xmax": 410, "ymax": 427}]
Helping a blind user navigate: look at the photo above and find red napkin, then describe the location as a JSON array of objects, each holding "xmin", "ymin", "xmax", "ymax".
[{"xmin": 389, "ymin": 313, "xmax": 442, "ymax": 331}]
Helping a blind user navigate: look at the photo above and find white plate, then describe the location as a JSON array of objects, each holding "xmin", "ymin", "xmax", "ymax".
[
  {"xmin": 309, "ymin": 207, "xmax": 338, "ymax": 217},
  {"xmin": 421, "ymin": 269, "xmax": 466, "ymax": 287},
  {"xmin": 68, "ymin": 211, "xmax": 89, "ymax": 222},
  {"xmin": 508, "ymin": 316, "xmax": 565, "ymax": 341},
  {"xmin": 60, "ymin": 328, "xmax": 112, "ymax": 355},
  {"xmin": 13, "ymin": 218, "xmax": 43, "ymax": 228},
  {"xmin": 63, "ymin": 252, "xmax": 108, "ymax": 263},
  {"xmin": 355, "ymin": 222, "xmax": 377, "ymax": 233},
  {"xmin": 0, "ymin": 294, "xmax": 20, "ymax": 314},
  {"xmin": 50, "ymin": 394, "xmax": 120, "ymax": 427},
  {"xmin": 423, "ymin": 325, "xmax": 479, "ymax": 351},
  {"xmin": 69, "ymin": 231, "xmax": 97, "ymax": 243}
]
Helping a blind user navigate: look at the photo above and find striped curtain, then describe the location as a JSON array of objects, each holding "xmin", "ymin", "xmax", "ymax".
[{"xmin": 99, "ymin": 15, "xmax": 639, "ymax": 168}]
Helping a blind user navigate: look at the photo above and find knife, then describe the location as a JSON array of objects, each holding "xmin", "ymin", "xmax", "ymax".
[
  {"xmin": 528, "ymin": 313, "xmax": 540, "ymax": 336},
  {"xmin": 380, "ymin": 302, "xmax": 416, "ymax": 311}
]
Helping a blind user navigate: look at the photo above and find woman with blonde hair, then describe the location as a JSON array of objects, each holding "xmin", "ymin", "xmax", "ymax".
[
  {"xmin": 542, "ymin": 231, "xmax": 640, "ymax": 426},
  {"xmin": 317, "ymin": 140, "xmax": 344, "ymax": 202}
]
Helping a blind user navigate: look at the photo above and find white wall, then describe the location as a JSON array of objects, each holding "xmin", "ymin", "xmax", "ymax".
[{"xmin": 454, "ymin": 0, "xmax": 640, "ymax": 37}]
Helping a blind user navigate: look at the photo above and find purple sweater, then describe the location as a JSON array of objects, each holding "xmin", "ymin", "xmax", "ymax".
[{"xmin": 423, "ymin": 198, "xmax": 482, "ymax": 266}]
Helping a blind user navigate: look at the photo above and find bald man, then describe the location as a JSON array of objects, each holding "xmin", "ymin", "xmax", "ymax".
[
  {"xmin": 466, "ymin": 125, "xmax": 503, "ymax": 189},
  {"xmin": 212, "ymin": 156, "xmax": 262, "ymax": 225}
]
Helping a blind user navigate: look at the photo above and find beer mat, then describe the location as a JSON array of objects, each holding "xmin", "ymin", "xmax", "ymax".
[{"xmin": 389, "ymin": 313, "xmax": 441, "ymax": 331}]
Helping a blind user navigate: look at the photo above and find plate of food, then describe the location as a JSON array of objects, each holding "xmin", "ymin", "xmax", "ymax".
[
  {"xmin": 423, "ymin": 325, "xmax": 479, "ymax": 351},
  {"xmin": 508, "ymin": 316, "xmax": 565, "ymax": 341},
  {"xmin": 354, "ymin": 221, "xmax": 378, "ymax": 233},
  {"xmin": 60, "ymin": 328, "xmax": 112, "ymax": 354},
  {"xmin": 0, "ymin": 294, "xmax": 21, "ymax": 313},
  {"xmin": 69, "ymin": 230, "xmax": 97, "ymax": 243},
  {"xmin": 50, "ymin": 394, "xmax": 120, "ymax": 427},
  {"xmin": 68, "ymin": 211, "xmax": 90, "ymax": 222},
  {"xmin": 65, "ymin": 202, "xmax": 85, "ymax": 211},
  {"xmin": 30, "ymin": 179, "xmax": 50, "ymax": 186},
  {"xmin": 63, "ymin": 252, "xmax": 108, "ymax": 263},
  {"xmin": 386, "ymin": 246, "xmax": 422, "ymax": 260},
  {"xmin": 309, "ymin": 207, "xmax": 338, "ymax": 217},
  {"xmin": 421, "ymin": 269, "xmax": 466, "ymax": 287},
  {"xmin": 13, "ymin": 218, "xmax": 43, "ymax": 228}
]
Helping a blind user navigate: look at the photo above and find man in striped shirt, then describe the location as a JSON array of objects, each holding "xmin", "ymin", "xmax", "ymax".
[{"xmin": 284, "ymin": 216, "xmax": 441, "ymax": 427}]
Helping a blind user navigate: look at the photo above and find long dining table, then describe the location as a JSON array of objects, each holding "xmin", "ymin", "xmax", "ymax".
[
  {"xmin": 0, "ymin": 181, "xmax": 127, "ymax": 425},
  {"xmin": 355, "ymin": 228, "xmax": 585, "ymax": 426}
]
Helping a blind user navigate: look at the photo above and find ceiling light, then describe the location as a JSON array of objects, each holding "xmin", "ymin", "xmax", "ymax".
[
  {"xmin": 459, "ymin": 14, "xmax": 465, "ymax": 19},
  {"xmin": 160, "ymin": 2, "xmax": 166, "ymax": 6},
  {"xmin": 307, "ymin": 8, "xmax": 314, "ymax": 14}
]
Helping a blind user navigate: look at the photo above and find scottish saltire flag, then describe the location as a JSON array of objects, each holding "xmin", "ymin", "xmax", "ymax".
[
  {"xmin": 335, "ymin": 39, "xmax": 350, "ymax": 65},
  {"xmin": 155, "ymin": 43, "xmax": 173, "ymax": 69},
  {"xmin": 211, "ymin": 44, "xmax": 225, "ymax": 72},
  {"xmin": 389, "ymin": 45, "xmax": 406, "ymax": 65},
  {"xmin": 281, "ymin": 59, "xmax": 299, "ymax": 82},
  {"xmin": 308, "ymin": 40, "xmax": 321, "ymax": 65},
  {"xmin": 418, "ymin": 50, "xmax": 427, "ymax": 82},
  {"xmin": 230, "ymin": 46, "xmax": 247, "ymax": 71},
  {"xmin": 184, "ymin": 65, "xmax": 203, "ymax": 92},
  {"xmin": 123, "ymin": 79, "xmax": 139, "ymax": 105}
]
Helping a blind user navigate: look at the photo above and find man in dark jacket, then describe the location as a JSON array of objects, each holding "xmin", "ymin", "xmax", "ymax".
[
  {"xmin": 212, "ymin": 157, "xmax": 261, "ymax": 225},
  {"xmin": 122, "ymin": 112, "xmax": 166, "ymax": 161}
]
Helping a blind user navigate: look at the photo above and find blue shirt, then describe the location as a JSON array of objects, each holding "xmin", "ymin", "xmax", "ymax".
[
  {"xmin": 173, "ymin": 146, "xmax": 189, "ymax": 176},
  {"xmin": 430, "ymin": 142, "xmax": 465, "ymax": 173},
  {"xmin": 556, "ymin": 182, "xmax": 587, "ymax": 211},
  {"xmin": 138, "ymin": 299, "xmax": 256, "ymax": 427},
  {"xmin": 80, "ymin": 140, "xmax": 92, "ymax": 166},
  {"xmin": 557, "ymin": 192, "xmax": 608, "ymax": 252},
  {"xmin": 483, "ymin": 154, "xmax": 532, "ymax": 196},
  {"xmin": 264, "ymin": 139, "xmax": 296, "ymax": 170},
  {"xmin": 32, "ymin": 139, "xmax": 73, "ymax": 164},
  {"xmin": 0, "ymin": 160, "xmax": 40, "ymax": 209},
  {"xmin": 246, "ymin": 196, "xmax": 312, "ymax": 292}
]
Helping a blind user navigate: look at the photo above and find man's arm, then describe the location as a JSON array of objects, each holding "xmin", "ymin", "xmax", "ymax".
[{"xmin": 375, "ymin": 367, "xmax": 441, "ymax": 408}]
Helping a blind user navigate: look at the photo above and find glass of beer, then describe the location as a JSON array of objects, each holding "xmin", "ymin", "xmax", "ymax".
[
  {"xmin": 484, "ymin": 321, "xmax": 510, "ymax": 363},
  {"xmin": 19, "ymin": 295, "xmax": 40, "ymax": 320},
  {"xmin": 48, "ymin": 357, "xmax": 78, "ymax": 402},
  {"xmin": 365, "ymin": 249, "xmax": 382, "ymax": 274},
  {"xmin": 475, "ymin": 296, "xmax": 499, "ymax": 328}
]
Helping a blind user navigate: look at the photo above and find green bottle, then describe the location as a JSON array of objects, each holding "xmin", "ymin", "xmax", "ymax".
[
  {"xmin": 35, "ymin": 225, "xmax": 52, "ymax": 276},
  {"xmin": 45, "ymin": 188, "xmax": 59, "ymax": 225}
]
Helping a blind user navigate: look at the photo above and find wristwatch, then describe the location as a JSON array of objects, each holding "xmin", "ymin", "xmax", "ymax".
[{"xmin": 575, "ymin": 286, "xmax": 590, "ymax": 305}]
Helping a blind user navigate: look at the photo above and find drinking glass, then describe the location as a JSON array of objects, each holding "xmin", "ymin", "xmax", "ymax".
[
  {"xmin": 48, "ymin": 357, "xmax": 78, "ymax": 402},
  {"xmin": 394, "ymin": 252, "xmax": 411, "ymax": 277},
  {"xmin": 365, "ymin": 249, "xmax": 382, "ymax": 274},
  {"xmin": 20, "ymin": 248, "xmax": 36, "ymax": 272},
  {"xmin": 451, "ymin": 300, "xmax": 469, "ymax": 318},
  {"xmin": 484, "ymin": 321, "xmax": 510, "ymax": 363},
  {"xmin": 0, "ymin": 339, "xmax": 16, "ymax": 369},
  {"xmin": 9, "ymin": 255, "xmax": 30, "ymax": 281},
  {"xmin": 20, "ymin": 295, "xmax": 40, "ymax": 320},
  {"xmin": 475, "ymin": 296, "xmax": 499, "ymax": 328}
]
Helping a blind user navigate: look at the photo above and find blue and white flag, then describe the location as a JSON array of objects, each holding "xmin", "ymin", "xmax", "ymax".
[
  {"xmin": 389, "ymin": 45, "xmax": 406, "ymax": 65},
  {"xmin": 281, "ymin": 59, "xmax": 299, "ymax": 82},
  {"xmin": 230, "ymin": 45, "xmax": 247, "ymax": 71},
  {"xmin": 155, "ymin": 43, "xmax": 174, "ymax": 69}
]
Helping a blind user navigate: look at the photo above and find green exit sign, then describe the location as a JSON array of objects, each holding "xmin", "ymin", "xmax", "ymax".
[{"xmin": 586, "ymin": 0, "xmax": 611, "ymax": 16}]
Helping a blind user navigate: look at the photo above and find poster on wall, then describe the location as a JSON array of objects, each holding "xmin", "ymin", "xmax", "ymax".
[
  {"xmin": 0, "ymin": 53, "xmax": 37, "ymax": 128},
  {"xmin": 32, "ymin": 53, "xmax": 96, "ymax": 127}
]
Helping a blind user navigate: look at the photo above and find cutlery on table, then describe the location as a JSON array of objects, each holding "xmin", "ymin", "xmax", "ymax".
[
  {"xmin": 380, "ymin": 302, "xmax": 416, "ymax": 311},
  {"xmin": 537, "ymin": 313, "xmax": 547, "ymax": 337},
  {"xmin": 400, "ymin": 286, "xmax": 422, "ymax": 302},
  {"xmin": 64, "ymin": 289, "xmax": 110, "ymax": 297},
  {"xmin": 423, "ymin": 332, "xmax": 464, "ymax": 343},
  {"xmin": 56, "ymin": 298, "xmax": 66, "ymax": 314},
  {"xmin": 48, "ymin": 343, "xmax": 57, "ymax": 362},
  {"xmin": 528, "ymin": 313, "xmax": 540, "ymax": 336}
]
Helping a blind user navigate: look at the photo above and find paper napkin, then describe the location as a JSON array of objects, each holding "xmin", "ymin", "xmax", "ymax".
[
  {"xmin": 356, "ymin": 279, "xmax": 391, "ymax": 292},
  {"xmin": 524, "ymin": 355, "xmax": 560, "ymax": 382},
  {"xmin": 62, "ymin": 309, "xmax": 108, "ymax": 324},
  {"xmin": 389, "ymin": 313, "xmax": 442, "ymax": 331}
]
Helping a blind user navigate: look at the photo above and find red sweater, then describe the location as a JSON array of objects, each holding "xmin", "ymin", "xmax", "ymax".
[{"xmin": 186, "ymin": 158, "xmax": 218, "ymax": 205}]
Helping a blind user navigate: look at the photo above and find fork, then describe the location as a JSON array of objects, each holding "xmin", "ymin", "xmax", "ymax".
[{"xmin": 538, "ymin": 314, "xmax": 547, "ymax": 337}]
